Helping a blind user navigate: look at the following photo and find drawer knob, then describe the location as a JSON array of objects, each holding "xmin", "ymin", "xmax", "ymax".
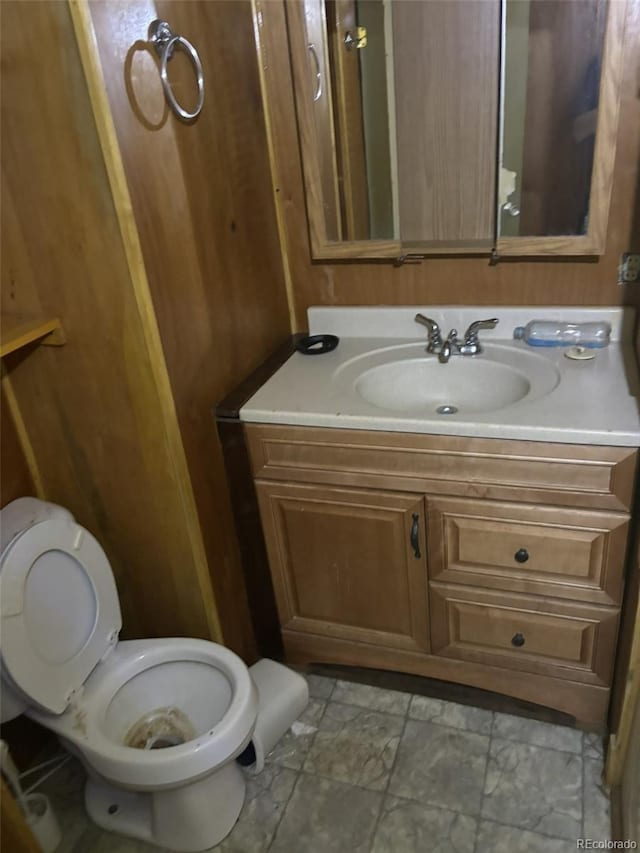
[
  {"xmin": 511, "ymin": 633, "xmax": 525, "ymax": 647},
  {"xmin": 514, "ymin": 548, "xmax": 529, "ymax": 564}
]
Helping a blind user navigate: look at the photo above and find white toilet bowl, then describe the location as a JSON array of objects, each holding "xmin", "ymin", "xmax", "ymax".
[{"xmin": 0, "ymin": 498, "xmax": 307, "ymax": 851}]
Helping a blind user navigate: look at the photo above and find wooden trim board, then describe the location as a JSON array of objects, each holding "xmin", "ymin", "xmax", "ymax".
[
  {"xmin": 284, "ymin": 629, "xmax": 611, "ymax": 728},
  {"xmin": 1, "ymin": 316, "xmax": 65, "ymax": 358},
  {"xmin": 68, "ymin": 0, "xmax": 223, "ymax": 643}
]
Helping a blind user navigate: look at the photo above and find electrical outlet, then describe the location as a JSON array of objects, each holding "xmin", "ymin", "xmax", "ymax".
[{"xmin": 619, "ymin": 253, "xmax": 640, "ymax": 284}]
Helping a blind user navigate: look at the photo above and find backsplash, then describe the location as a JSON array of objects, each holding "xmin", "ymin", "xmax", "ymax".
[{"xmin": 308, "ymin": 306, "xmax": 633, "ymax": 342}]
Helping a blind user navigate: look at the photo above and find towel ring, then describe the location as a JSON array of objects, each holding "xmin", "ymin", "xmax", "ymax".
[{"xmin": 149, "ymin": 19, "xmax": 204, "ymax": 122}]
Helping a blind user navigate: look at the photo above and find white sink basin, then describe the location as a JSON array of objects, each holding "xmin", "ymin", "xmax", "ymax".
[
  {"xmin": 337, "ymin": 343, "xmax": 560, "ymax": 416},
  {"xmin": 241, "ymin": 307, "xmax": 640, "ymax": 446}
]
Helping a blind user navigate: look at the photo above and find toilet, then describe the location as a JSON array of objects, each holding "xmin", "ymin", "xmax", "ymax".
[{"xmin": 0, "ymin": 498, "xmax": 308, "ymax": 851}]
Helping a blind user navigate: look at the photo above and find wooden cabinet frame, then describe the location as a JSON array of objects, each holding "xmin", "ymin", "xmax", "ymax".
[
  {"xmin": 255, "ymin": 0, "xmax": 627, "ymax": 259},
  {"xmin": 246, "ymin": 423, "xmax": 638, "ymax": 728}
]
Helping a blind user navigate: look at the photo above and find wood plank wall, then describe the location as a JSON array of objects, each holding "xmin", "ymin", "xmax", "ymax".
[
  {"xmin": 88, "ymin": 0, "xmax": 291, "ymax": 658},
  {"xmin": 264, "ymin": 0, "xmax": 640, "ymax": 330},
  {"xmin": 621, "ymin": 694, "xmax": 640, "ymax": 841},
  {"xmin": 1, "ymin": 391, "xmax": 35, "ymax": 507},
  {"xmin": 0, "ymin": 383, "xmax": 53, "ymax": 771},
  {"xmin": 1, "ymin": 1, "xmax": 218, "ymax": 642},
  {"xmin": 0, "ymin": 779, "xmax": 39, "ymax": 853}
]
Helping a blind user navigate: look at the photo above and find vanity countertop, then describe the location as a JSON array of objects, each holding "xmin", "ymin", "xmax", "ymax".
[{"xmin": 240, "ymin": 307, "xmax": 640, "ymax": 447}]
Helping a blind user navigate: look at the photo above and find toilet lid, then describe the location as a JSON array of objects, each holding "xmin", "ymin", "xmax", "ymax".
[{"xmin": 0, "ymin": 519, "xmax": 122, "ymax": 714}]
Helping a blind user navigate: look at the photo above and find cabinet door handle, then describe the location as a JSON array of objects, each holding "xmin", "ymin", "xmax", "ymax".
[
  {"xmin": 511, "ymin": 633, "xmax": 525, "ymax": 647},
  {"xmin": 410, "ymin": 513, "xmax": 421, "ymax": 559},
  {"xmin": 514, "ymin": 548, "xmax": 529, "ymax": 564},
  {"xmin": 308, "ymin": 44, "xmax": 322, "ymax": 102}
]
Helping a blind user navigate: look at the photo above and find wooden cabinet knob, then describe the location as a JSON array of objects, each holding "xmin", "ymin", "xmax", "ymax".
[
  {"xmin": 514, "ymin": 548, "xmax": 529, "ymax": 563},
  {"xmin": 511, "ymin": 633, "xmax": 525, "ymax": 647}
]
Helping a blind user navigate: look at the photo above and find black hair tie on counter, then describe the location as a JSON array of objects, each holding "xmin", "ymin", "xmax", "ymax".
[{"xmin": 295, "ymin": 334, "xmax": 339, "ymax": 355}]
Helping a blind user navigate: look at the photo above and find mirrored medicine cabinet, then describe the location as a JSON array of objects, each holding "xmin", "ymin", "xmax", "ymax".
[{"xmin": 276, "ymin": 0, "xmax": 627, "ymax": 260}]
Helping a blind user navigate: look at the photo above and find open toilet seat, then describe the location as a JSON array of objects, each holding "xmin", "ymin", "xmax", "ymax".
[{"xmin": 0, "ymin": 515, "xmax": 122, "ymax": 715}]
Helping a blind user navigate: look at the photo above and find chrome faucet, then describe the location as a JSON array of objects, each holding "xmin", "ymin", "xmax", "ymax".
[
  {"xmin": 439, "ymin": 329, "xmax": 458, "ymax": 363},
  {"xmin": 414, "ymin": 314, "xmax": 499, "ymax": 362}
]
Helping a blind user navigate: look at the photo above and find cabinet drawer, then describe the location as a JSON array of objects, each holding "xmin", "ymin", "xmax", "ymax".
[
  {"xmin": 430, "ymin": 583, "xmax": 619, "ymax": 685},
  {"xmin": 427, "ymin": 497, "xmax": 628, "ymax": 605}
]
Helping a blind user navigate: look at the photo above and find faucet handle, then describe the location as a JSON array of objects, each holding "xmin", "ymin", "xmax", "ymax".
[
  {"xmin": 415, "ymin": 314, "xmax": 443, "ymax": 349},
  {"xmin": 464, "ymin": 317, "xmax": 499, "ymax": 343}
]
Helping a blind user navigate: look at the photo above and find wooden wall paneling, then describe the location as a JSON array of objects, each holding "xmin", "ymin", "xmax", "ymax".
[
  {"xmin": 607, "ymin": 502, "xmax": 640, "ymax": 785},
  {"xmin": 608, "ymin": 576, "xmax": 640, "ymax": 784},
  {"xmin": 71, "ymin": 0, "xmax": 226, "ymax": 644},
  {"xmin": 251, "ymin": 0, "xmax": 298, "ymax": 331},
  {"xmin": 0, "ymin": 779, "xmax": 39, "ymax": 853},
  {"xmin": 87, "ymin": 0, "xmax": 291, "ymax": 659},
  {"xmin": 259, "ymin": 0, "xmax": 640, "ymax": 325},
  {"xmin": 1, "ymin": 0, "xmax": 219, "ymax": 642},
  {"xmin": 620, "ymin": 693, "xmax": 640, "ymax": 841},
  {"xmin": 1, "ymin": 383, "xmax": 37, "ymax": 506}
]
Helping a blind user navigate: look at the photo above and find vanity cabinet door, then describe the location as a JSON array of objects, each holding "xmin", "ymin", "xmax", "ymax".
[{"xmin": 255, "ymin": 481, "xmax": 430, "ymax": 653}]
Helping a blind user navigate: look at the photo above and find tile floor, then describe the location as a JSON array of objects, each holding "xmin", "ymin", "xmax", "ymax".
[{"xmin": 40, "ymin": 675, "xmax": 611, "ymax": 852}]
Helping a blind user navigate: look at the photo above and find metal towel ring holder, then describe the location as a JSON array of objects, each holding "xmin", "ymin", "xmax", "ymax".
[{"xmin": 149, "ymin": 20, "xmax": 204, "ymax": 121}]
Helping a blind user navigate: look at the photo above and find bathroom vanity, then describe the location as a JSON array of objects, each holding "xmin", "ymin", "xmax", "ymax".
[{"xmin": 238, "ymin": 308, "xmax": 640, "ymax": 728}]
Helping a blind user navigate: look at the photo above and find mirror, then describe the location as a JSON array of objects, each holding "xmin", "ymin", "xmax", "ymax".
[
  {"xmin": 499, "ymin": 0, "xmax": 608, "ymax": 238},
  {"xmin": 283, "ymin": 0, "xmax": 625, "ymax": 258},
  {"xmin": 292, "ymin": 0, "xmax": 500, "ymax": 248}
]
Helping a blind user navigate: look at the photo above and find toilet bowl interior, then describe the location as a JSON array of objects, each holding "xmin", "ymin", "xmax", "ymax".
[{"xmin": 102, "ymin": 661, "xmax": 233, "ymax": 750}]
